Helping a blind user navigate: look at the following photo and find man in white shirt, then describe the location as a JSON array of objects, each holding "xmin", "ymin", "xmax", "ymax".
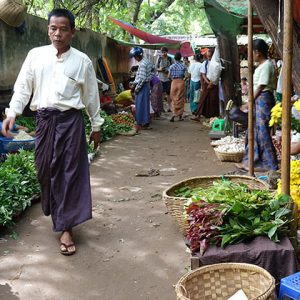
[
  {"xmin": 188, "ymin": 53, "xmax": 203, "ymax": 114},
  {"xmin": 2, "ymin": 8, "xmax": 103, "ymax": 255}
]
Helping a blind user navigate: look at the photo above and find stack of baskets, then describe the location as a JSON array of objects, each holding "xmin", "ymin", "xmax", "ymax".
[
  {"xmin": 163, "ymin": 175, "xmax": 269, "ymax": 235},
  {"xmin": 175, "ymin": 263, "xmax": 276, "ymax": 300}
]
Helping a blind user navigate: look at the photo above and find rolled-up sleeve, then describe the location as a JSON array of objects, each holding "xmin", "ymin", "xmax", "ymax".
[
  {"xmin": 82, "ymin": 61, "xmax": 104, "ymax": 132},
  {"xmin": 6, "ymin": 51, "xmax": 34, "ymax": 118}
]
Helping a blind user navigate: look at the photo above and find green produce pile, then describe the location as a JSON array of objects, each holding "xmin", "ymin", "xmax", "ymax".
[
  {"xmin": 16, "ymin": 116, "xmax": 36, "ymax": 132},
  {"xmin": 0, "ymin": 150, "xmax": 40, "ymax": 227},
  {"xmin": 175, "ymin": 180, "xmax": 292, "ymax": 254}
]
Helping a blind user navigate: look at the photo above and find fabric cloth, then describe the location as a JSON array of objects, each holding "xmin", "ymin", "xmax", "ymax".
[
  {"xmin": 169, "ymin": 61, "xmax": 185, "ymax": 79},
  {"xmin": 157, "ymin": 56, "xmax": 172, "ymax": 82},
  {"xmin": 189, "ymin": 80, "xmax": 201, "ymax": 113},
  {"xmin": 35, "ymin": 108, "xmax": 92, "ymax": 232},
  {"xmin": 6, "ymin": 44, "xmax": 103, "ymax": 131},
  {"xmin": 253, "ymin": 59, "xmax": 276, "ymax": 92},
  {"xmin": 133, "ymin": 58, "xmax": 154, "ymax": 92},
  {"xmin": 135, "ymin": 82, "xmax": 150, "ymax": 125},
  {"xmin": 192, "ymin": 236, "xmax": 298, "ymax": 284},
  {"xmin": 150, "ymin": 77, "xmax": 163, "ymax": 116},
  {"xmin": 195, "ymin": 81, "xmax": 220, "ymax": 118},
  {"xmin": 170, "ymin": 79, "xmax": 185, "ymax": 116},
  {"xmin": 100, "ymin": 95, "xmax": 112, "ymax": 105},
  {"xmin": 243, "ymin": 91, "xmax": 278, "ymax": 170},
  {"xmin": 162, "ymin": 81, "xmax": 171, "ymax": 95},
  {"xmin": 188, "ymin": 61, "xmax": 202, "ymax": 82}
]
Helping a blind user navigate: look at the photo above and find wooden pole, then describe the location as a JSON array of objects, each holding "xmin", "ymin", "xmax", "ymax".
[
  {"xmin": 281, "ymin": 0, "xmax": 293, "ymax": 195},
  {"xmin": 248, "ymin": 0, "xmax": 254, "ymax": 176}
]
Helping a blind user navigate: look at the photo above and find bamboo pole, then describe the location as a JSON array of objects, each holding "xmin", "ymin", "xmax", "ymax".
[
  {"xmin": 281, "ymin": 0, "xmax": 293, "ymax": 195},
  {"xmin": 248, "ymin": 0, "xmax": 254, "ymax": 176}
]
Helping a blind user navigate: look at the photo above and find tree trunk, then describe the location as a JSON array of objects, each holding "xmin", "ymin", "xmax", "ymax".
[
  {"xmin": 251, "ymin": 0, "xmax": 300, "ymax": 93},
  {"xmin": 218, "ymin": 35, "xmax": 242, "ymax": 107}
]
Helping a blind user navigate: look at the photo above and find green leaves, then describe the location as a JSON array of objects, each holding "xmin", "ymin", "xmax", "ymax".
[
  {"xmin": 184, "ymin": 180, "xmax": 292, "ymax": 250},
  {"xmin": 0, "ymin": 151, "xmax": 40, "ymax": 227}
]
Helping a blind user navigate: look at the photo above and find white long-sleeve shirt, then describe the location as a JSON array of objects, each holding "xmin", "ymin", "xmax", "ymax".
[{"xmin": 6, "ymin": 44, "xmax": 104, "ymax": 131}]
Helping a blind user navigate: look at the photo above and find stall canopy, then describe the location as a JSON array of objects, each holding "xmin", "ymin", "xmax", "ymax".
[
  {"xmin": 108, "ymin": 17, "xmax": 195, "ymax": 56},
  {"xmin": 204, "ymin": 0, "xmax": 300, "ymax": 38},
  {"xmin": 204, "ymin": 0, "xmax": 265, "ymax": 37}
]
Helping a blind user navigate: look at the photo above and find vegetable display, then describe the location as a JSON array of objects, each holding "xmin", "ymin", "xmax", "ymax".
[
  {"xmin": 175, "ymin": 180, "xmax": 291, "ymax": 254},
  {"xmin": 0, "ymin": 150, "xmax": 40, "ymax": 227}
]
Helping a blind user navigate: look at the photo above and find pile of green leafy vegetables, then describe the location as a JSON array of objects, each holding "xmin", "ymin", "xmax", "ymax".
[
  {"xmin": 175, "ymin": 180, "xmax": 292, "ymax": 254},
  {"xmin": 0, "ymin": 150, "xmax": 40, "ymax": 227}
]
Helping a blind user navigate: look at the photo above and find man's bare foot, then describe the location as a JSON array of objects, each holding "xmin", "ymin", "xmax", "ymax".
[{"xmin": 60, "ymin": 230, "xmax": 76, "ymax": 255}]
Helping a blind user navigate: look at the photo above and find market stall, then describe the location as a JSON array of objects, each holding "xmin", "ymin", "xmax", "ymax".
[{"xmin": 170, "ymin": 0, "xmax": 300, "ymax": 298}]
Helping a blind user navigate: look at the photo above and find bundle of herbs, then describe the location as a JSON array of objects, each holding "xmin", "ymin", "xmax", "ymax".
[{"xmin": 180, "ymin": 180, "xmax": 292, "ymax": 254}]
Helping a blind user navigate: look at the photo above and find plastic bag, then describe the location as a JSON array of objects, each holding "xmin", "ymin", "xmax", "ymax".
[
  {"xmin": 193, "ymin": 89, "xmax": 200, "ymax": 103},
  {"xmin": 207, "ymin": 46, "xmax": 222, "ymax": 85}
]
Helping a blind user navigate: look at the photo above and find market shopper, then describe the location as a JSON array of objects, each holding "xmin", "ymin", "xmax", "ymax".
[
  {"xmin": 237, "ymin": 39, "xmax": 278, "ymax": 171},
  {"xmin": 129, "ymin": 47, "xmax": 154, "ymax": 131},
  {"xmin": 183, "ymin": 56, "xmax": 190, "ymax": 103},
  {"xmin": 192, "ymin": 49, "xmax": 220, "ymax": 120},
  {"xmin": 168, "ymin": 52, "xmax": 186, "ymax": 122},
  {"xmin": 188, "ymin": 53, "xmax": 203, "ymax": 114},
  {"xmin": 157, "ymin": 47, "xmax": 173, "ymax": 112},
  {"xmin": 2, "ymin": 8, "xmax": 103, "ymax": 255}
]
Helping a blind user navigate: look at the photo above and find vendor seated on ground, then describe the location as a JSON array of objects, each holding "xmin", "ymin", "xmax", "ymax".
[
  {"xmin": 100, "ymin": 89, "xmax": 117, "ymax": 115},
  {"xmin": 115, "ymin": 89, "xmax": 134, "ymax": 108}
]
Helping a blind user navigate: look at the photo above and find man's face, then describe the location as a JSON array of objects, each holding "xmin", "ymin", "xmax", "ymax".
[
  {"xmin": 134, "ymin": 56, "xmax": 142, "ymax": 62},
  {"xmin": 161, "ymin": 50, "xmax": 168, "ymax": 58},
  {"xmin": 48, "ymin": 16, "xmax": 74, "ymax": 53}
]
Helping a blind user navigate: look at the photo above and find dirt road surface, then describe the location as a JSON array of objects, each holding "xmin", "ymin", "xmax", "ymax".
[{"xmin": 0, "ymin": 112, "xmax": 234, "ymax": 300}]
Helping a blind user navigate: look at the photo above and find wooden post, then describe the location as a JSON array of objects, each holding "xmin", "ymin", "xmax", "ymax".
[
  {"xmin": 248, "ymin": 0, "xmax": 254, "ymax": 176},
  {"xmin": 281, "ymin": 0, "xmax": 293, "ymax": 195}
]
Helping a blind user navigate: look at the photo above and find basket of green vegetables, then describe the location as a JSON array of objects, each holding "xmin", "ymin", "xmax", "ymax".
[{"xmin": 163, "ymin": 175, "xmax": 269, "ymax": 235}]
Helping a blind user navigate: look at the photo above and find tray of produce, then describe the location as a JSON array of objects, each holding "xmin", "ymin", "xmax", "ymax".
[{"xmin": 0, "ymin": 131, "xmax": 35, "ymax": 153}]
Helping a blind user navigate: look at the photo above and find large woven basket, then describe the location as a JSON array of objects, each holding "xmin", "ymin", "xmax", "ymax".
[
  {"xmin": 175, "ymin": 263, "xmax": 276, "ymax": 300},
  {"xmin": 214, "ymin": 148, "xmax": 244, "ymax": 162},
  {"xmin": 0, "ymin": 0, "xmax": 27, "ymax": 27},
  {"xmin": 163, "ymin": 175, "xmax": 269, "ymax": 234}
]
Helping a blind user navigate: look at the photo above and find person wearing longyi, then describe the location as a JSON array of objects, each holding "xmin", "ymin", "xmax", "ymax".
[{"xmin": 2, "ymin": 8, "xmax": 104, "ymax": 255}]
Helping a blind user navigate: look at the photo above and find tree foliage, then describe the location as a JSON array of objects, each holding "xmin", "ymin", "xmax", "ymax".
[{"xmin": 25, "ymin": 0, "xmax": 212, "ymax": 39}]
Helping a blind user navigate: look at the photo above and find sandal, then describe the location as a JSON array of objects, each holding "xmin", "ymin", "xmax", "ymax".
[{"xmin": 60, "ymin": 242, "xmax": 76, "ymax": 256}]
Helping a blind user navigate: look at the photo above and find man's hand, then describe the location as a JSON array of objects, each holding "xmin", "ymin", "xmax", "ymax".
[
  {"xmin": 89, "ymin": 131, "xmax": 101, "ymax": 150},
  {"xmin": 2, "ymin": 117, "xmax": 16, "ymax": 137}
]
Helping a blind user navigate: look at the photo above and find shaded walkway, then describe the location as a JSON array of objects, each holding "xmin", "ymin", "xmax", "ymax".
[{"xmin": 0, "ymin": 113, "xmax": 233, "ymax": 300}]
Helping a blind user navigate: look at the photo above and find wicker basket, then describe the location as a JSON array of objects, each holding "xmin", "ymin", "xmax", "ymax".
[
  {"xmin": 214, "ymin": 148, "xmax": 244, "ymax": 163},
  {"xmin": 163, "ymin": 175, "xmax": 269, "ymax": 234},
  {"xmin": 175, "ymin": 263, "xmax": 276, "ymax": 300},
  {"xmin": 0, "ymin": 0, "xmax": 27, "ymax": 27}
]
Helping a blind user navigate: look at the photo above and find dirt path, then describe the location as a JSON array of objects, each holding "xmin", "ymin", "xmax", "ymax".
[{"xmin": 0, "ymin": 111, "xmax": 234, "ymax": 300}]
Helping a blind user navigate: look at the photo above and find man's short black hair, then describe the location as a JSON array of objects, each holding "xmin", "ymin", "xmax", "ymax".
[
  {"xmin": 174, "ymin": 52, "xmax": 182, "ymax": 61},
  {"xmin": 161, "ymin": 46, "xmax": 168, "ymax": 52},
  {"xmin": 48, "ymin": 8, "xmax": 75, "ymax": 29}
]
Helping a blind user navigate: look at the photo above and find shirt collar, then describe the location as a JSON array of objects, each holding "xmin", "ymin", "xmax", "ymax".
[{"xmin": 50, "ymin": 44, "xmax": 72, "ymax": 61}]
